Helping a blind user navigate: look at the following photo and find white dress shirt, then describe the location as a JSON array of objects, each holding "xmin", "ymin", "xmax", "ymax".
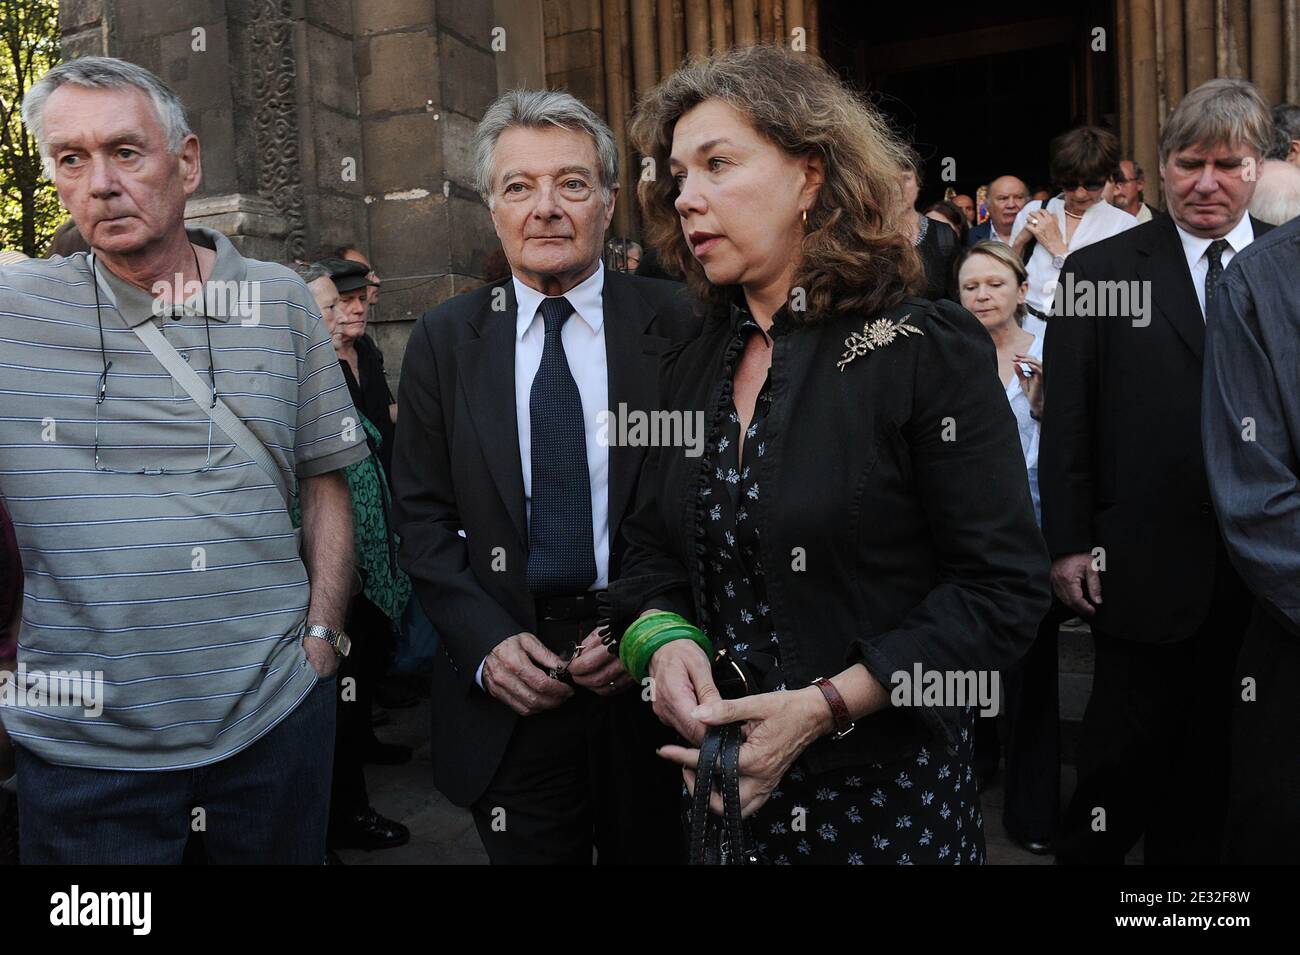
[
  {"xmin": 1011, "ymin": 197, "xmax": 1138, "ymax": 335},
  {"xmin": 477, "ymin": 265, "xmax": 611, "ymax": 689},
  {"xmin": 1174, "ymin": 214, "xmax": 1255, "ymax": 319}
]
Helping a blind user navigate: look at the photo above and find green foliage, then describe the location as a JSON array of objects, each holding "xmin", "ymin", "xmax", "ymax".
[{"xmin": 0, "ymin": 0, "xmax": 61, "ymax": 257}]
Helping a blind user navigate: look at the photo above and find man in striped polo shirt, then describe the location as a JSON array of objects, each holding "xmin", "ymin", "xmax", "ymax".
[{"xmin": 0, "ymin": 57, "xmax": 366, "ymax": 863}]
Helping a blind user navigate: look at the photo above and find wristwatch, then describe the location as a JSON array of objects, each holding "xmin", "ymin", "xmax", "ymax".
[
  {"xmin": 1050, "ymin": 252, "xmax": 1067, "ymax": 270},
  {"xmin": 305, "ymin": 623, "xmax": 352, "ymax": 658},
  {"xmin": 811, "ymin": 676, "xmax": 855, "ymax": 739}
]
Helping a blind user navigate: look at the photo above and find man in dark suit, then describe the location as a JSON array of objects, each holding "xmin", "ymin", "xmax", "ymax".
[
  {"xmin": 1041, "ymin": 78, "xmax": 1274, "ymax": 865},
  {"xmin": 966, "ymin": 175, "xmax": 1028, "ymax": 246},
  {"xmin": 391, "ymin": 90, "xmax": 698, "ymax": 864}
]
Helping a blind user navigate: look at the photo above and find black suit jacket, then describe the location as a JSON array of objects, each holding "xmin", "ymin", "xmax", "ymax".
[
  {"xmin": 1040, "ymin": 213, "xmax": 1272, "ymax": 642},
  {"xmin": 391, "ymin": 268, "xmax": 700, "ymax": 806}
]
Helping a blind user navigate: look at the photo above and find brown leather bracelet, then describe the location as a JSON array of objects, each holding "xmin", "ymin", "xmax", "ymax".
[{"xmin": 811, "ymin": 676, "xmax": 854, "ymax": 739}]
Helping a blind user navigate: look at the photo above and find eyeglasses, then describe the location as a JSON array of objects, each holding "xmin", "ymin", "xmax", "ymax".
[
  {"xmin": 90, "ymin": 252, "xmax": 219, "ymax": 475},
  {"xmin": 1059, "ymin": 180, "xmax": 1108, "ymax": 193}
]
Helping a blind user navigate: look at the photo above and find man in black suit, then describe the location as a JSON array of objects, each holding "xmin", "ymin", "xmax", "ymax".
[
  {"xmin": 391, "ymin": 90, "xmax": 698, "ymax": 864},
  {"xmin": 1041, "ymin": 78, "xmax": 1274, "ymax": 865}
]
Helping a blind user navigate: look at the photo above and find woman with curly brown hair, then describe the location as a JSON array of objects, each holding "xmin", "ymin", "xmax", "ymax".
[{"xmin": 609, "ymin": 44, "xmax": 1050, "ymax": 865}]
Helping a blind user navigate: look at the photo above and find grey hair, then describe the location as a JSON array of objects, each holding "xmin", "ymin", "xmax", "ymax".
[
  {"xmin": 1158, "ymin": 78, "xmax": 1273, "ymax": 165},
  {"xmin": 1120, "ymin": 158, "xmax": 1144, "ymax": 180},
  {"xmin": 1248, "ymin": 160, "xmax": 1300, "ymax": 225},
  {"xmin": 472, "ymin": 88, "xmax": 618, "ymax": 208},
  {"xmin": 294, "ymin": 262, "xmax": 331, "ymax": 285},
  {"xmin": 1267, "ymin": 103, "xmax": 1300, "ymax": 161},
  {"xmin": 22, "ymin": 56, "xmax": 193, "ymax": 178}
]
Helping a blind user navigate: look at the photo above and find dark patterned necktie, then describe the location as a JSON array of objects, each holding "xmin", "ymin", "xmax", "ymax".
[
  {"xmin": 1204, "ymin": 238, "xmax": 1230, "ymax": 315},
  {"xmin": 526, "ymin": 296, "xmax": 596, "ymax": 595}
]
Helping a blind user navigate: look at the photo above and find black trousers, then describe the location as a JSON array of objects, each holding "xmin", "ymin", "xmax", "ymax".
[
  {"xmin": 1056, "ymin": 552, "xmax": 1251, "ymax": 865},
  {"xmin": 1223, "ymin": 603, "xmax": 1300, "ymax": 863},
  {"xmin": 1002, "ymin": 611, "xmax": 1062, "ymax": 842},
  {"xmin": 329, "ymin": 594, "xmax": 394, "ymax": 830},
  {"xmin": 971, "ymin": 609, "xmax": 1062, "ymax": 841},
  {"xmin": 470, "ymin": 614, "xmax": 682, "ymax": 865}
]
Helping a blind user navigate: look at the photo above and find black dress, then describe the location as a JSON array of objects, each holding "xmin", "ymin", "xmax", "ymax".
[{"xmin": 690, "ymin": 302, "xmax": 986, "ymax": 865}]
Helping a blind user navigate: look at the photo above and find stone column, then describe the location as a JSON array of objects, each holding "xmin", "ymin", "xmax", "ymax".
[
  {"xmin": 1130, "ymin": 0, "xmax": 1159, "ymax": 214},
  {"xmin": 352, "ymin": 0, "xmax": 499, "ymax": 363},
  {"xmin": 1251, "ymin": 0, "xmax": 1285, "ymax": 101}
]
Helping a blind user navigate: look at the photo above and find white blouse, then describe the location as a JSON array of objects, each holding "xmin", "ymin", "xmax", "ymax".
[{"xmin": 1010, "ymin": 197, "xmax": 1138, "ymax": 335}]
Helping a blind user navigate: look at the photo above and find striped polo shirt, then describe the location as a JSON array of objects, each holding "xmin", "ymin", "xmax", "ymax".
[{"xmin": 0, "ymin": 226, "xmax": 368, "ymax": 770}]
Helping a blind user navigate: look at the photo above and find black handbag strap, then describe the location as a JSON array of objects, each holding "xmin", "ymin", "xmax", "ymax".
[
  {"xmin": 1020, "ymin": 196, "xmax": 1061, "ymax": 265},
  {"xmin": 719, "ymin": 723, "xmax": 746, "ymax": 856},
  {"xmin": 689, "ymin": 722, "xmax": 754, "ymax": 865}
]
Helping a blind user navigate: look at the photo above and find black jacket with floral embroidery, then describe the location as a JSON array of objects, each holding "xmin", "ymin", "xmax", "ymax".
[{"xmin": 610, "ymin": 295, "xmax": 1051, "ymax": 772}]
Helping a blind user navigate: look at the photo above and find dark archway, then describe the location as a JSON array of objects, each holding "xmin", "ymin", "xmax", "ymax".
[{"xmin": 820, "ymin": 0, "xmax": 1117, "ymax": 210}]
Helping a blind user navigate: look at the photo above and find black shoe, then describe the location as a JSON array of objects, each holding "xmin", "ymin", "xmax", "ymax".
[
  {"xmin": 328, "ymin": 807, "xmax": 410, "ymax": 851},
  {"xmin": 362, "ymin": 739, "xmax": 412, "ymax": 765},
  {"xmin": 1008, "ymin": 831, "xmax": 1055, "ymax": 855},
  {"xmin": 374, "ymin": 679, "xmax": 420, "ymax": 709}
]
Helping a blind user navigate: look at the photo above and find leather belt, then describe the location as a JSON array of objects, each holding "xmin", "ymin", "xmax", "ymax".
[{"xmin": 534, "ymin": 589, "xmax": 606, "ymax": 623}]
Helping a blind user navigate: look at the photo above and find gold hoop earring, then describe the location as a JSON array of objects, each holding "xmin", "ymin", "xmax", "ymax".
[{"xmin": 802, "ymin": 208, "xmax": 809, "ymax": 228}]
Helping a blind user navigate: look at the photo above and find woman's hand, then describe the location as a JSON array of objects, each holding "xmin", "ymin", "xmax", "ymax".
[
  {"xmin": 658, "ymin": 687, "xmax": 835, "ymax": 818},
  {"xmin": 568, "ymin": 627, "xmax": 635, "ymax": 696},
  {"xmin": 1023, "ymin": 207, "xmax": 1067, "ymax": 259},
  {"xmin": 1014, "ymin": 353, "xmax": 1044, "ymax": 417},
  {"xmin": 646, "ymin": 637, "xmax": 719, "ymax": 745}
]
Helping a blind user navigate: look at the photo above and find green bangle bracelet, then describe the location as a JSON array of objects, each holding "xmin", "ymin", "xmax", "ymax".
[
  {"xmin": 620, "ymin": 625, "xmax": 687, "ymax": 680},
  {"xmin": 621, "ymin": 611, "xmax": 691, "ymax": 649},
  {"xmin": 619, "ymin": 612, "xmax": 689, "ymax": 666},
  {"xmin": 623, "ymin": 617, "xmax": 690, "ymax": 658},
  {"xmin": 621, "ymin": 623, "xmax": 713, "ymax": 684}
]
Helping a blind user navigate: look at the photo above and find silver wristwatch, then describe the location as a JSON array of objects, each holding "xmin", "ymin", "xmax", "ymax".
[
  {"xmin": 1050, "ymin": 252, "xmax": 1067, "ymax": 270},
  {"xmin": 305, "ymin": 623, "xmax": 352, "ymax": 658}
]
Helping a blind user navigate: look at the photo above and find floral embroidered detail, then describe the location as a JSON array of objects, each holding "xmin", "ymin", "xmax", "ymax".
[{"xmin": 836, "ymin": 314, "xmax": 924, "ymax": 370}]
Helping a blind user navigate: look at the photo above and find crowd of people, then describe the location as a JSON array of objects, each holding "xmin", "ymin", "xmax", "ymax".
[{"xmin": 1, "ymin": 44, "xmax": 1298, "ymax": 866}]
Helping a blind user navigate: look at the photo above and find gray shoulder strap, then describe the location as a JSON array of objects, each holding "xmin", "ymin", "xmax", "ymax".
[{"xmin": 131, "ymin": 318, "xmax": 293, "ymax": 509}]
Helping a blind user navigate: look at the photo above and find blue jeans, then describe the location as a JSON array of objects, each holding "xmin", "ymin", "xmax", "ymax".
[{"xmin": 16, "ymin": 675, "xmax": 336, "ymax": 864}]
